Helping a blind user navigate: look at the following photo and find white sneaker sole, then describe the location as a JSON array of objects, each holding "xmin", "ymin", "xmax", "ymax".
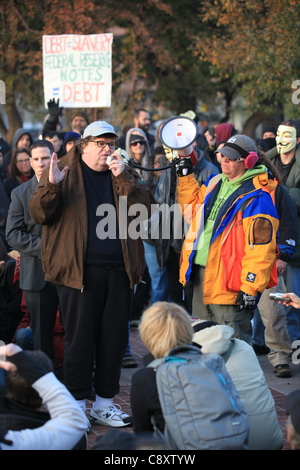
[{"xmin": 89, "ymin": 412, "xmax": 132, "ymax": 428}]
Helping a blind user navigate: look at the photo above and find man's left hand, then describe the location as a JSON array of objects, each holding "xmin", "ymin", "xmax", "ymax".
[{"xmin": 235, "ymin": 290, "xmax": 257, "ymax": 311}]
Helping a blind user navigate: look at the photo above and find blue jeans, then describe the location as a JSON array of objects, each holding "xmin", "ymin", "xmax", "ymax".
[
  {"xmin": 282, "ymin": 265, "xmax": 300, "ymax": 343},
  {"xmin": 15, "ymin": 328, "xmax": 34, "ymax": 350},
  {"xmin": 0, "ymin": 369, "xmax": 6, "ymax": 394},
  {"xmin": 252, "ymin": 309, "xmax": 265, "ymax": 346},
  {"xmin": 143, "ymin": 242, "xmax": 170, "ymax": 304}
]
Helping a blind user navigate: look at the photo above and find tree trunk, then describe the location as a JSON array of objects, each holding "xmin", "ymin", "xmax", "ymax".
[
  {"xmin": 0, "ymin": 114, "xmax": 7, "ymax": 137},
  {"xmin": 242, "ymin": 112, "xmax": 270, "ymax": 138},
  {"xmin": 4, "ymin": 102, "xmax": 23, "ymax": 145}
]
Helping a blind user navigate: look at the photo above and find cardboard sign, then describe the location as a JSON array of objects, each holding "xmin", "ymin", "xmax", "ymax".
[{"xmin": 43, "ymin": 33, "xmax": 113, "ymax": 108}]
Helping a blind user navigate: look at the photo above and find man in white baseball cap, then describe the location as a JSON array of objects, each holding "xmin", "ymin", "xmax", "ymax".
[{"xmin": 29, "ymin": 121, "xmax": 156, "ymax": 429}]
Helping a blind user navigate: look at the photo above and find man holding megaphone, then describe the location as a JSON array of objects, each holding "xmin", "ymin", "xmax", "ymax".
[{"xmin": 166, "ymin": 123, "xmax": 280, "ymax": 344}]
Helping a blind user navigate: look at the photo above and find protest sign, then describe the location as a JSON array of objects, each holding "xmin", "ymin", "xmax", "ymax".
[{"xmin": 43, "ymin": 33, "xmax": 113, "ymax": 108}]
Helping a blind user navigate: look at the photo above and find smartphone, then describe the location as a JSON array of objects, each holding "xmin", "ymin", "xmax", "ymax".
[
  {"xmin": 203, "ymin": 126, "xmax": 215, "ymax": 138},
  {"xmin": 269, "ymin": 293, "xmax": 291, "ymax": 302}
]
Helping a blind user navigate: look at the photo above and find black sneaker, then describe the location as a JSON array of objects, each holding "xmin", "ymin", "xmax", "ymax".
[
  {"xmin": 253, "ymin": 343, "xmax": 270, "ymax": 355},
  {"xmin": 122, "ymin": 354, "xmax": 138, "ymax": 368},
  {"xmin": 274, "ymin": 364, "xmax": 292, "ymax": 378}
]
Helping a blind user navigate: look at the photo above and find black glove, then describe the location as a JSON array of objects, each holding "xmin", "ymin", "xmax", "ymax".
[
  {"xmin": 174, "ymin": 157, "xmax": 193, "ymax": 177},
  {"xmin": 47, "ymin": 98, "xmax": 63, "ymax": 117},
  {"xmin": 235, "ymin": 290, "xmax": 257, "ymax": 311}
]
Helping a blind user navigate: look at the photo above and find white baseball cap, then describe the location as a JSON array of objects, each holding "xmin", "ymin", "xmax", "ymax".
[{"xmin": 83, "ymin": 121, "xmax": 119, "ymax": 139}]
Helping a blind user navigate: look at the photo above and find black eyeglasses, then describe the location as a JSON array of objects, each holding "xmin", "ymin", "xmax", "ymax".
[{"xmin": 90, "ymin": 140, "xmax": 116, "ymax": 149}]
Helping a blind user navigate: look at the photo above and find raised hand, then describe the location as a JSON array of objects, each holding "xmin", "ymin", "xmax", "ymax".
[
  {"xmin": 49, "ymin": 153, "xmax": 68, "ymax": 184},
  {"xmin": 47, "ymin": 98, "xmax": 63, "ymax": 117},
  {"xmin": 0, "ymin": 343, "xmax": 22, "ymax": 371}
]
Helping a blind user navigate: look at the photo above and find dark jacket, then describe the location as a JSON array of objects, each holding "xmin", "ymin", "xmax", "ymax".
[
  {"xmin": 28, "ymin": 146, "xmax": 156, "ymax": 290},
  {"xmin": 0, "ymin": 258, "xmax": 23, "ymax": 343},
  {"xmin": 0, "ymin": 179, "xmax": 10, "ymax": 250},
  {"xmin": 266, "ymin": 145, "xmax": 300, "ymax": 266},
  {"xmin": 6, "ymin": 176, "xmax": 47, "ymax": 291},
  {"xmin": 3, "ymin": 129, "xmax": 33, "ymax": 176},
  {"xmin": 0, "ymin": 395, "xmax": 86, "ymax": 450},
  {"xmin": 130, "ymin": 353, "xmax": 164, "ymax": 435}
]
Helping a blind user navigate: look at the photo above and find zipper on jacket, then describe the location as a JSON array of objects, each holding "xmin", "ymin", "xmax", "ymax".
[
  {"xmin": 81, "ymin": 285, "xmax": 84, "ymax": 293},
  {"xmin": 249, "ymin": 220, "xmax": 255, "ymax": 249}
]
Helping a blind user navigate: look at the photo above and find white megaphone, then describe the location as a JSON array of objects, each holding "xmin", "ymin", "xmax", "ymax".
[
  {"xmin": 160, "ymin": 116, "xmax": 198, "ymax": 165},
  {"xmin": 160, "ymin": 116, "xmax": 198, "ymax": 152}
]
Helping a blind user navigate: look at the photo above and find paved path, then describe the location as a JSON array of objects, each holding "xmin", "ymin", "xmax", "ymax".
[{"xmin": 86, "ymin": 327, "xmax": 300, "ymax": 450}]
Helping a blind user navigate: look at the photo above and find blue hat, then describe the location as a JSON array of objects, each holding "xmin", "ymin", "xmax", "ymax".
[{"xmin": 63, "ymin": 131, "xmax": 81, "ymax": 145}]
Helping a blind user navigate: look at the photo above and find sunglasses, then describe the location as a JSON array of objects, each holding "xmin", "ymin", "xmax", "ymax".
[
  {"xmin": 131, "ymin": 141, "xmax": 145, "ymax": 146},
  {"xmin": 220, "ymin": 155, "xmax": 244, "ymax": 163}
]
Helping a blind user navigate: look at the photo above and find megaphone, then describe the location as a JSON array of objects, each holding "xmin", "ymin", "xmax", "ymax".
[{"xmin": 160, "ymin": 116, "xmax": 198, "ymax": 156}]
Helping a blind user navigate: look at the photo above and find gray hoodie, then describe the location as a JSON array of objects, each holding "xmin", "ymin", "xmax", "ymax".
[{"xmin": 192, "ymin": 323, "xmax": 284, "ymax": 450}]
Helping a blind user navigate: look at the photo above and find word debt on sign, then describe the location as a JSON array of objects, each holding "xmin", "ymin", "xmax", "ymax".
[{"xmin": 42, "ymin": 34, "xmax": 113, "ymax": 108}]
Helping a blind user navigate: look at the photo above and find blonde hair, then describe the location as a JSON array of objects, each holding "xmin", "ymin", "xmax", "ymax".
[{"xmin": 139, "ymin": 302, "xmax": 193, "ymax": 358}]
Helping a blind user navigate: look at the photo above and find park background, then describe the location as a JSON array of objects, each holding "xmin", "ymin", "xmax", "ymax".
[{"xmin": 0, "ymin": 0, "xmax": 299, "ymax": 142}]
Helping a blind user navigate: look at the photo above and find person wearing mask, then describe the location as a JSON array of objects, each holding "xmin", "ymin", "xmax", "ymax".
[
  {"xmin": 265, "ymin": 120, "xmax": 300, "ymax": 345},
  {"xmin": 262, "ymin": 125, "xmax": 277, "ymax": 150}
]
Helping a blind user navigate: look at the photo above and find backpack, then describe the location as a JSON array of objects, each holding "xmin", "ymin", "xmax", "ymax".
[{"xmin": 148, "ymin": 344, "xmax": 249, "ymax": 450}]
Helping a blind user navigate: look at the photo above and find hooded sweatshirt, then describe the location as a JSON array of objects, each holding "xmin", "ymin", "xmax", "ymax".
[
  {"xmin": 125, "ymin": 128, "xmax": 151, "ymax": 184},
  {"xmin": 192, "ymin": 323, "xmax": 284, "ymax": 451},
  {"xmin": 3, "ymin": 129, "xmax": 33, "ymax": 175}
]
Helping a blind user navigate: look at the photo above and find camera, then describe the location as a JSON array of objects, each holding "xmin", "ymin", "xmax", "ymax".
[{"xmin": 269, "ymin": 293, "xmax": 291, "ymax": 302}]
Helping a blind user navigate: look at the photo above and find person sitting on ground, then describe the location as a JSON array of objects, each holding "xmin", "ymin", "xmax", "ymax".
[
  {"xmin": 192, "ymin": 320, "xmax": 284, "ymax": 450},
  {"xmin": 130, "ymin": 302, "xmax": 194, "ymax": 436},
  {"xmin": 285, "ymin": 390, "xmax": 300, "ymax": 450},
  {"xmin": 130, "ymin": 301, "xmax": 248, "ymax": 448},
  {"xmin": 0, "ymin": 238, "xmax": 23, "ymax": 344},
  {"xmin": 0, "ymin": 343, "xmax": 87, "ymax": 450}
]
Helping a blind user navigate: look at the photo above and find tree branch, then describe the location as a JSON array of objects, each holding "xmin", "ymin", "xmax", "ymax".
[{"xmin": 10, "ymin": 3, "xmax": 41, "ymax": 36}]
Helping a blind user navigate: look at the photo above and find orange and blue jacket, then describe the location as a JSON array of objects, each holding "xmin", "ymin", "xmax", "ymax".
[{"xmin": 177, "ymin": 172, "xmax": 280, "ymax": 305}]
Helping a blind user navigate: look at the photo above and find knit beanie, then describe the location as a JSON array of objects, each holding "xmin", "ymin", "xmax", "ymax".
[{"xmin": 70, "ymin": 111, "xmax": 89, "ymax": 125}]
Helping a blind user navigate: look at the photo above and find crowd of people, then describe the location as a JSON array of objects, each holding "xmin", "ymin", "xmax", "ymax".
[{"xmin": 0, "ymin": 101, "xmax": 300, "ymax": 450}]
